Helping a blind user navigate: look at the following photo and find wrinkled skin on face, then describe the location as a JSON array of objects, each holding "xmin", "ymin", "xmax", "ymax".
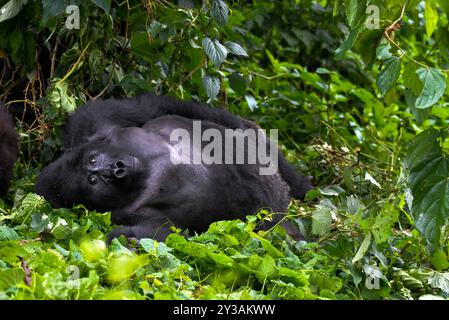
[{"xmin": 37, "ymin": 141, "xmax": 145, "ymax": 210}]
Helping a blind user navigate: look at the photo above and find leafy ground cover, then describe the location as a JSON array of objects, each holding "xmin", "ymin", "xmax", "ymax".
[{"xmin": 1, "ymin": 0, "xmax": 449, "ymax": 300}]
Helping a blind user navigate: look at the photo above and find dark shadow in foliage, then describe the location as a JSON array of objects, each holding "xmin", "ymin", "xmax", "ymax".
[{"xmin": 0, "ymin": 103, "xmax": 19, "ymax": 197}]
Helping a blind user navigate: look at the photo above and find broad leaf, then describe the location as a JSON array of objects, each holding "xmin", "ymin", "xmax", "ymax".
[
  {"xmin": 405, "ymin": 129, "xmax": 449, "ymax": 247},
  {"xmin": 90, "ymin": 0, "xmax": 111, "ymax": 14},
  {"xmin": 311, "ymin": 206, "xmax": 333, "ymax": 236},
  {"xmin": 403, "ymin": 62, "xmax": 423, "ymax": 96},
  {"xmin": 335, "ymin": 27, "xmax": 361, "ymax": 59},
  {"xmin": 377, "ymin": 57, "xmax": 401, "ymax": 95},
  {"xmin": 202, "ymin": 75, "xmax": 220, "ymax": 100},
  {"xmin": 438, "ymin": 0, "xmax": 449, "ymax": 17},
  {"xmin": 244, "ymin": 94, "xmax": 257, "ymax": 111},
  {"xmin": 376, "ymin": 43, "xmax": 392, "ymax": 61},
  {"xmin": 0, "ymin": 0, "xmax": 26, "ymax": 23},
  {"xmin": 41, "ymin": 0, "xmax": 66, "ymax": 23},
  {"xmin": 345, "ymin": 0, "xmax": 365, "ymax": 28},
  {"xmin": 352, "ymin": 232, "xmax": 371, "ymax": 263},
  {"xmin": 0, "ymin": 226, "xmax": 19, "ymax": 240},
  {"xmin": 431, "ymin": 250, "xmax": 449, "ymax": 270},
  {"xmin": 228, "ymin": 72, "xmax": 247, "ymax": 96},
  {"xmin": 428, "ymin": 273, "xmax": 449, "ymax": 294},
  {"xmin": 224, "ymin": 41, "xmax": 248, "ymax": 57},
  {"xmin": 415, "ymin": 68, "xmax": 446, "ymax": 109},
  {"xmin": 202, "ymin": 37, "xmax": 228, "ymax": 66},
  {"xmin": 425, "ymin": 1, "xmax": 438, "ymax": 37},
  {"xmin": 211, "ymin": 0, "xmax": 228, "ymax": 25}
]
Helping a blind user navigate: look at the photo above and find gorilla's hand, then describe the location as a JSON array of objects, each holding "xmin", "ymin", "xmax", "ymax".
[
  {"xmin": 109, "ymin": 207, "xmax": 177, "ymax": 242},
  {"xmin": 107, "ymin": 218, "xmax": 174, "ymax": 243}
]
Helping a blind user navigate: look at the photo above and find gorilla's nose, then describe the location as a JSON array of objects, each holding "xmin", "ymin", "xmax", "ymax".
[{"xmin": 112, "ymin": 160, "xmax": 127, "ymax": 179}]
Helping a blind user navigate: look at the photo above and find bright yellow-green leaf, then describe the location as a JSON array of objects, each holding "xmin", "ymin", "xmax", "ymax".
[
  {"xmin": 352, "ymin": 232, "xmax": 372, "ymax": 263},
  {"xmin": 425, "ymin": 1, "xmax": 438, "ymax": 37}
]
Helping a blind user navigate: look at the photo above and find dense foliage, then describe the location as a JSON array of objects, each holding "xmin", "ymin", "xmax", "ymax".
[{"xmin": 1, "ymin": 0, "xmax": 449, "ymax": 300}]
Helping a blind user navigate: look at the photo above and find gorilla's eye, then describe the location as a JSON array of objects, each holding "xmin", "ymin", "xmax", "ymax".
[
  {"xmin": 88, "ymin": 174, "xmax": 99, "ymax": 185},
  {"xmin": 88, "ymin": 156, "xmax": 97, "ymax": 166}
]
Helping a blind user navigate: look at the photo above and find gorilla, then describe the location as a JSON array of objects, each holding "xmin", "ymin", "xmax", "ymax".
[
  {"xmin": 0, "ymin": 104, "xmax": 19, "ymax": 197},
  {"xmin": 36, "ymin": 93, "xmax": 312, "ymax": 241}
]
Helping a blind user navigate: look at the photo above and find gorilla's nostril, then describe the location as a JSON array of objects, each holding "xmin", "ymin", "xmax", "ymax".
[
  {"xmin": 116, "ymin": 161, "xmax": 125, "ymax": 168},
  {"xmin": 115, "ymin": 168, "xmax": 126, "ymax": 178}
]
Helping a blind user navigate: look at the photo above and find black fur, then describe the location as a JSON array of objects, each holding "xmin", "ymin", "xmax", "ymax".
[
  {"xmin": 36, "ymin": 93, "xmax": 312, "ymax": 241},
  {"xmin": 0, "ymin": 104, "xmax": 19, "ymax": 197}
]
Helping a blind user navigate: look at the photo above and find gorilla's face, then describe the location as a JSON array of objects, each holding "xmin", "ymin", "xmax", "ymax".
[{"xmin": 36, "ymin": 141, "xmax": 147, "ymax": 211}]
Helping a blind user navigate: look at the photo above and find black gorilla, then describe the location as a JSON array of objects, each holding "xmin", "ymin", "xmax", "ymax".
[
  {"xmin": 0, "ymin": 104, "xmax": 19, "ymax": 197},
  {"xmin": 36, "ymin": 93, "xmax": 312, "ymax": 241}
]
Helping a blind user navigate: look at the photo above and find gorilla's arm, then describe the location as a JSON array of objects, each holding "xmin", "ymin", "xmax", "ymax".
[
  {"xmin": 108, "ymin": 217, "xmax": 173, "ymax": 242},
  {"xmin": 278, "ymin": 155, "xmax": 312, "ymax": 199},
  {"xmin": 108, "ymin": 206, "xmax": 179, "ymax": 242},
  {"xmin": 63, "ymin": 93, "xmax": 243, "ymax": 149}
]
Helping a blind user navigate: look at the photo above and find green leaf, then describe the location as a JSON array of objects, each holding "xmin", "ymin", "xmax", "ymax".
[
  {"xmin": 345, "ymin": 0, "xmax": 366, "ymax": 28},
  {"xmin": 377, "ymin": 57, "xmax": 401, "ymax": 95},
  {"xmin": 244, "ymin": 94, "xmax": 257, "ymax": 111},
  {"xmin": 202, "ymin": 75, "xmax": 220, "ymax": 100},
  {"xmin": 211, "ymin": 0, "xmax": 229, "ymax": 25},
  {"xmin": 228, "ymin": 72, "xmax": 247, "ymax": 96},
  {"xmin": 316, "ymin": 67, "xmax": 330, "ymax": 74},
  {"xmin": 403, "ymin": 62, "xmax": 423, "ymax": 96},
  {"xmin": 256, "ymin": 255, "xmax": 276, "ymax": 280},
  {"xmin": 51, "ymin": 224, "xmax": 72, "ymax": 240},
  {"xmin": 415, "ymin": 68, "xmax": 447, "ymax": 109},
  {"xmin": 208, "ymin": 252, "xmax": 234, "ymax": 267},
  {"xmin": 352, "ymin": 232, "xmax": 371, "ymax": 263},
  {"xmin": 376, "ymin": 43, "xmax": 392, "ymax": 61},
  {"xmin": 139, "ymin": 238, "xmax": 157, "ymax": 253},
  {"xmin": 343, "ymin": 166, "xmax": 355, "ymax": 191},
  {"xmin": 405, "ymin": 129, "xmax": 449, "ymax": 247},
  {"xmin": 0, "ymin": 268, "xmax": 25, "ymax": 289},
  {"xmin": 0, "ymin": 226, "xmax": 19, "ymax": 240},
  {"xmin": 438, "ymin": 0, "xmax": 449, "ymax": 17},
  {"xmin": 131, "ymin": 32, "xmax": 153, "ymax": 62},
  {"xmin": 41, "ymin": 0, "xmax": 66, "ymax": 23},
  {"xmin": 9, "ymin": 29, "xmax": 23, "ymax": 65},
  {"xmin": 311, "ymin": 206, "xmax": 333, "ymax": 236},
  {"xmin": 431, "ymin": 250, "xmax": 449, "ymax": 270},
  {"xmin": 333, "ymin": 0, "xmax": 341, "ymax": 17},
  {"xmin": 224, "ymin": 41, "xmax": 248, "ymax": 57},
  {"xmin": 320, "ymin": 185, "xmax": 345, "ymax": 196},
  {"xmin": 428, "ymin": 273, "xmax": 449, "ymax": 294},
  {"xmin": 335, "ymin": 27, "xmax": 361, "ymax": 59},
  {"xmin": 90, "ymin": 0, "xmax": 111, "ymax": 14},
  {"xmin": 425, "ymin": 1, "xmax": 438, "ymax": 37},
  {"xmin": 107, "ymin": 253, "xmax": 147, "ymax": 283},
  {"xmin": 202, "ymin": 37, "xmax": 228, "ymax": 66},
  {"xmin": 0, "ymin": 0, "xmax": 26, "ymax": 23},
  {"xmin": 250, "ymin": 232, "xmax": 284, "ymax": 259}
]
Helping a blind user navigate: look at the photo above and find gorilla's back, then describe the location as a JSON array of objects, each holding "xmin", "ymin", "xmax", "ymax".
[{"xmin": 141, "ymin": 115, "xmax": 292, "ymax": 217}]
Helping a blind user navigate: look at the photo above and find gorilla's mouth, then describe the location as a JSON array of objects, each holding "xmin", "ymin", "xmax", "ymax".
[
  {"xmin": 128, "ymin": 156, "xmax": 137, "ymax": 179},
  {"xmin": 93, "ymin": 155, "xmax": 140, "ymax": 186}
]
